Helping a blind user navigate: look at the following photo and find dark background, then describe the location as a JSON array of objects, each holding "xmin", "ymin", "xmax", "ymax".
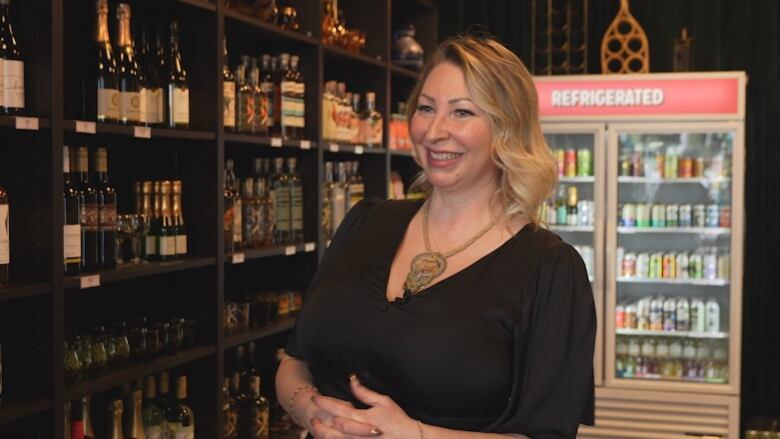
[{"xmin": 434, "ymin": 0, "xmax": 780, "ymax": 430}]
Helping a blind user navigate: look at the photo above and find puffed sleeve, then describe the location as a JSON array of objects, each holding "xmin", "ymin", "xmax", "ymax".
[
  {"xmin": 487, "ymin": 243, "xmax": 596, "ymax": 438},
  {"xmin": 285, "ymin": 198, "xmax": 382, "ymax": 360}
]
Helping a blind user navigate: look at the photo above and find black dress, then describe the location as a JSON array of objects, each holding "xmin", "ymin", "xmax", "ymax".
[{"xmin": 286, "ymin": 199, "xmax": 596, "ymax": 438}]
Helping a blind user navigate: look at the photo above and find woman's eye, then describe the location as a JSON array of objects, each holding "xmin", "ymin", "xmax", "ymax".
[
  {"xmin": 454, "ymin": 109, "xmax": 474, "ymax": 118},
  {"xmin": 416, "ymin": 104, "xmax": 433, "ymax": 113}
]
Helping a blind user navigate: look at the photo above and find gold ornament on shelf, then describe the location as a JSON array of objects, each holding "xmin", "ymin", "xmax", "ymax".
[{"xmin": 600, "ymin": 0, "xmax": 649, "ymax": 74}]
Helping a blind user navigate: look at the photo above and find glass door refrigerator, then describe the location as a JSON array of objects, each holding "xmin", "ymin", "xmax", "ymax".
[{"xmin": 536, "ymin": 72, "xmax": 746, "ymax": 438}]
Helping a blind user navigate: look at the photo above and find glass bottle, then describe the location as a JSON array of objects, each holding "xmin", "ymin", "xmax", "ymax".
[
  {"xmin": 288, "ymin": 157, "xmax": 303, "ymax": 243},
  {"xmin": 278, "ymin": 54, "xmax": 297, "ymax": 139},
  {"xmin": 172, "ymin": 180, "xmax": 186, "ymax": 258},
  {"xmin": 83, "ymin": 395, "xmax": 95, "ymax": 439},
  {"xmin": 255, "ymin": 172, "xmax": 274, "ymax": 246},
  {"xmin": 321, "ymin": 161, "xmax": 334, "ymax": 241},
  {"xmin": 566, "ymin": 186, "xmax": 578, "ymax": 226},
  {"xmin": 271, "ymin": 55, "xmax": 284, "ymax": 136},
  {"xmin": 70, "ymin": 399, "xmax": 84, "ymax": 439},
  {"xmin": 166, "ymin": 376, "xmax": 195, "ymax": 438},
  {"xmin": 270, "ymin": 157, "xmax": 291, "ymax": 244},
  {"xmin": 223, "ymin": 39, "xmax": 236, "ymax": 132},
  {"xmin": 64, "ymin": 146, "xmax": 83, "ymax": 275},
  {"xmin": 114, "ymin": 3, "xmax": 141, "ymax": 125},
  {"xmin": 250, "ymin": 58, "xmax": 268, "ymax": 135},
  {"xmin": 94, "ymin": 148, "xmax": 117, "ymax": 269},
  {"xmin": 89, "ymin": 0, "xmax": 119, "ymax": 122},
  {"xmin": 332, "ymin": 162, "xmax": 348, "ymax": 233},
  {"xmin": 238, "ymin": 375, "xmax": 269, "ymax": 439},
  {"xmin": 138, "ymin": 24, "xmax": 163, "ymax": 126},
  {"xmin": 290, "ymin": 55, "xmax": 305, "ymax": 138},
  {"xmin": 0, "ymin": 0, "xmax": 24, "ymax": 115},
  {"xmin": 140, "ymin": 181, "xmax": 156, "ymax": 260},
  {"xmin": 0, "ymin": 178, "xmax": 6, "ymax": 286},
  {"xmin": 166, "ymin": 20, "xmax": 189, "ymax": 129},
  {"xmin": 260, "ymin": 54, "xmax": 275, "ymax": 134},
  {"xmin": 555, "ymin": 185, "xmax": 567, "ymax": 226},
  {"xmin": 156, "ymin": 181, "xmax": 176, "ymax": 260},
  {"xmin": 108, "ymin": 399, "xmax": 124, "ymax": 439},
  {"xmin": 347, "ymin": 161, "xmax": 364, "ymax": 210},
  {"xmin": 143, "ymin": 376, "xmax": 163, "ymax": 439},
  {"xmin": 242, "ymin": 178, "xmax": 260, "ymax": 248},
  {"xmin": 226, "ymin": 159, "xmax": 242, "ymax": 247},
  {"xmin": 76, "ymin": 147, "xmax": 99, "ymax": 271},
  {"xmin": 223, "ymin": 377, "xmax": 238, "ymax": 439},
  {"xmin": 156, "ymin": 371, "xmax": 172, "ymax": 433},
  {"xmin": 125, "ymin": 390, "xmax": 145, "ymax": 439},
  {"xmin": 236, "ymin": 60, "xmax": 253, "ymax": 134},
  {"xmin": 361, "ymin": 92, "xmax": 382, "ymax": 147}
]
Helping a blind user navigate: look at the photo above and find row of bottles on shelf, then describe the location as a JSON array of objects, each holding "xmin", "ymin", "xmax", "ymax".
[
  {"xmin": 618, "ymin": 146, "xmax": 731, "ymax": 179},
  {"xmin": 618, "ymin": 247, "xmax": 730, "ymax": 281},
  {"xmin": 389, "ymin": 102, "xmax": 411, "ymax": 151},
  {"xmin": 554, "ymin": 148, "xmax": 592, "ymax": 178},
  {"xmin": 541, "ymin": 185, "xmax": 594, "ymax": 227},
  {"xmin": 223, "ymin": 44, "xmax": 305, "ymax": 139},
  {"xmin": 131, "ymin": 180, "xmax": 188, "ymax": 263},
  {"xmin": 619, "ymin": 201, "xmax": 731, "ymax": 229},
  {"xmin": 0, "ymin": 0, "xmax": 25, "ymax": 114},
  {"xmin": 225, "ymin": 289, "xmax": 302, "ymax": 334},
  {"xmin": 67, "ymin": 372, "xmax": 194, "ymax": 439},
  {"xmin": 91, "ymin": 0, "xmax": 190, "ymax": 128},
  {"xmin": 224, "ymin": 157, "xmax": 303, "ymax": 252},
  {"xmin": 615, "ymin": 336, "xmax": 728, "ymax": 383},
  {"xmin": 616, "ymin": 296, "xmax": 721, "ymax": 333},
  {"xmin": 322, "ymin": 81, "xmax": 382, "ymax": 146},
  {"xmin": 322, "ymin": 161, "xmax": 364, "ymax": 240},
  {"xmin": 65, "ymin": 317, "xmax": 195, "ymax": 382}
]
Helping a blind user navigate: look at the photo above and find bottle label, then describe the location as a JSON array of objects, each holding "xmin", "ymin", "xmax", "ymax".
[
  {"xmin": 70, "ymin": 420, "xmax": 84, "ymax": 439},
  {"xmin": 159, "ymin": 235, "xmax": 176, "ymax": 256},
  {"xmin": 144, "ymin": 426, "xmax": 162, "ymax": 439},
  {"xmin": 3, "ymin": 60, "xmax": 24, "ymax": 109},
  {"xmin": 64, "ymin": 224, "xmax": 82, "ymax": 262},
  {"xmin": 261, "ymin": 82, "xmax": 274, "ymax": 127},
  {"xmin": 167, "ymin": 423, "xmax": 194, "ymax": 439},
  {"xmin": 175, "ymin": 234, "xmax": 187, "ymax": 255},
  {"xmin": 238, "ymin": 93, "xmax": 254, "ymax": 131},
  {"xmin": 145, "ymin": 235, "xmax": 157, "ymax": 256},
  {"xmin": 233, "ymin": 200, "xmax": 242, "ymax": 243},
  {"xmin": 348, "ymin": 184, "xmax": 364, "ymax": 209},
  {"xmin": 224, "ymin": 81, "xmax": 236, "ymax": 128},
  {"xmin": 146, "ymin": 87, "xmax": 163, "ymax": 124},
  {"xmin": 81, "ymin": 203, "xmax": 99, "ymax": 231},
  {"xmin": 255, "ymin": 94, "xmax": 269, "ymax": 130},
  {"xmin": 98, "ymin": 203, "xmax": 117, "ymax": 230},
  {"xmin": 172, "ymin": 87, "xmax": 190, "ymax": 124},
  {"xmin": 98, "ymin": 88, "xmax": 120, "ymax": 122},
  {"xmin": 120, "ymin": 91, "xmax": 140, "ymax": 123},
  {"xmin": 281, "ymin": 81, "xmax": 300, "ymax": 128},
  {"xmin": 0, "ymin": 205, "xmax": 8, "ymax": 265},
  {"xmin": 272, "ymin": 188, "xmax": 290, "ymax": 231},
  {"xmin": 139, "ymin": 87, "xmax": 149, "ymax": 124},
  {"xmin": 291, "ymin": 186, "xmax": 303, "ymax": 230}
]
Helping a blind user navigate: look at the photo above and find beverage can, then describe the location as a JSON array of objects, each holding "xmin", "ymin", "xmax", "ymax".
[
  {"xmin": 719, "ymin": 206, "xmax": 731, "ymax": 228},
  {"xmin": 679, "ymin": 204, "xmax": 693, "ymax": 227},
  {"xmin": 649, "ymin": 253, "xmax": 663, "ymax": 279},
  {"xmin": 651, "ymin": 204, "xmax": 666, "ymax": 228},
  {"xmin": 676, "ymin": 252, "xmax": 689, "ymax": 279},
  {"xmin": 577, "ymin": 201, "xmax": 591, "ymax": 226},
  {"xmin": 705, "ymin": 299, "xmax": 720, "ymax": 333},
  {"xmin": 555, "ymin": 149, "xmax": 565, "ymax": 176},
  {"xmin": 650, "ymin": 297, "xmax": 664, "ymax": 331},
  {"xmin": 693, "ymin": 156, "xmax": 705, "ymax": 177},
  {"xmin": 625, "ymin": 304, "xmax": 637, "ymax": 329},
  {"xmin": 622, "ymin": 252, "xmax": 637, "ymax": 277},
  {"xmin": 679, "ymin": 157, "xmax": 693, "ymax": 178},
  {"xmin": 620, "ymin": 204, "xmax": 636, "ymax": 227},
  {"xmin": 636, "ymin": 253, "xmax": 650, "ymax": 278},
  {"xmin": 704, "ymin": 248, "xmax": 718, "ymax": 280},
  {"xmin": 636, "ymin": 203, "xmax": 651, "ymax": 227},
  {"xmin": 564, "ymin": 149, "xmax": 577, "ymax": 177},
  {"xmin": 706, "ymin": 204, "xmax": 720, "ymax": 228},
  {"xmin": 690, "ymin": 298, "xmax": 706, "ymax": 332},
  {"xmin": 693, "ymin": 204, "xmax": 706, "ymax": 227},
  {"xmin": 663, "ymin": 298, "xmax": 677, "ymax": 331},
  {"xmin": 662, "ymin": 253, "xmax": 676, "ymax": 279},
  {"xmin": 637, "ymin": 298, "xmax": 651, "ymax": 330},
  {"xmin": 717, "ymin": 253, "xmax": 730, "ymax": 280},
  {"xmin": 666, "ymin": 204, "xmax": 679, "ymax": 228},
  {"xmin": 577, "ymin": 148, "xmax": 592, "ymax": 177},
  {"xmin": 615, "ymin": 304, "xmax": 625, "ymax": 329},
  {"xmin": 689, "ymin": 252, "xmax": 703, "ymax": 279},
  {"xmin": 676, "ymin": 297, "xmax": 690, "ymax": 331}
]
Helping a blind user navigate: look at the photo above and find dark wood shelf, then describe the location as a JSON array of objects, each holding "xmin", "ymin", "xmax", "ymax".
[
  {"xmin": 389, "ymin": 149, "xmax": 414, "ymax": 157},
  {"xmin": 224, "ymin": 133, "xmax": 318, "ymax": 150},
  {"xmin": 227, "ymin": 242, "xmax": 317, "ymax": 264},
  {"xmin": 63, "ymin": 257, "xmax": 216, "ymax": 290},
  {"xmin": 64, "ymin": 345, "xmax": 215, "ymax": 400},
  {"xmin": 224, "ymin": 317, "xmax": 296, "ymax": 349},
  {"xmin": 0, "ymin": 399, "xmax": 52, "ymax": 426},
  {"xmin": 177, "ymin": 0, "xmax": 217, "ymax": 11},
  {"xmin": 323, "ymin": 142, "xmax": 387, "ymax": 155},
  {"xmin": 224, "ymin": 8, "xmax": 319, "ymax": 46},
  {"xmin": 0, "ymin": 282, "xmax": 51, "ymax": 303},
  {"xmin": 391, "ymin": 64, "xmax": 420, "ymax": 79},
  {"xmin": 324, "ymin": 45, "xmax": 387, "ymax": 69},
  {"xmin": 63, "ymin": 120, "xmax": 215, "ymax": 141},
  {"xmin": 0, "ymin": 115, "xmax": 51, "ymax": 130}
]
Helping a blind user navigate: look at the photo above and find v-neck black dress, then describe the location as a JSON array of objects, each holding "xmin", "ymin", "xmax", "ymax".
[{"xmin": 286, "ymin": 199, "xmax": 596, "ymax": 438}]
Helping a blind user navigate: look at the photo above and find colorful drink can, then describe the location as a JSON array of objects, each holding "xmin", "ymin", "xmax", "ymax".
[
  {"xmin": 666, "ymin": 204, "xmax": 679, "ymax": 228},
  {"xmin": 679, "ymin": 204, "xmax": 693, "ymax": 227},
  {"xmin": 688, "ymin": 252, "xmax": 703, "ymax": 279},
  {"xmin": 555, "ymin": 149, "xmax": 565, "ymax": 176},
  {"xmin": 625, "ymin": 305, "xmax": 637, "ymax": 329},
  {"xmin": 564, "ymin": 149, "xmax": 577, "ymax": 177},
  {"xmin": 664, "ymin": 153, "xmax": 678, "ymax": 179},
  {"xmin": 636, "ymin": 253, "xmax": 650, "ymax": 278},
  {"xmin": 706, "ymin": 204, "xmax": 720, "ymax": 228},
  {"xmin": 693, "ymin": 157, "xmax": 705, "ymax": 177},
  {"xmin": 679, "ymin": 157, "xmax": 693, "ymax": 178},
  {"xmin": 651, "ymin": 204, "xmax": 666, "ymax": 227},
  {"xmin": 717, "ymin": 253, "xmax": 730, "ymax": 280},
  {"xmin": 577, "ymin": 148, "xmax": 592, "ymax": 177},
  {"xmin": 615, "ymin": 304, "xmax": 625, "ymax": 329},
  {"xmin": 656, "ymin": 153, "xmax": 666, "ymax": 178},
  {"xmin": 636, "ymin": 203, "xmax": 651, "ymax": 227},
  {"xmin": 620, "ymin": 204, "xmax": 636, "ymax": 227},
  {"xmin": 693, "ymin": 204, "xmax": 706, "ymax": 227},
  {"xmin": 676, "ymin": 252, "xmax": 689, "ymax": 279},
  {"xmin": 622, "ymin": 252, "xmax": 637, "ymax": 277},
  {"xmin": 649, "ymin": 253, "xmax": 663, "ymax": 279},
  {"xmin": 662, "ymin": 253, "xmax": 677, "ymax": 279}
]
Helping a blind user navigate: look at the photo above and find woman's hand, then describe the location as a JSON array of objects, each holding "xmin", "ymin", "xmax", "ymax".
[{"xmin": 310, "ymin": 374, "xmax": 419, "ymax": 439}]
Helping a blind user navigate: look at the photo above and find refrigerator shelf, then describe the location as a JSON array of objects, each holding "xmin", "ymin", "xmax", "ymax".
[
  {"xmin": 617, "ymin": 227, "xmax": 731, "ymax": 235},
  {"xmin": 559, "ymin": 176, "xmax": 595, "ymax": 183},
  {"xmin": 617, "ymin": 277, "xmax": 729, "ymax": 286},
  {"xmin": 616, "ymin": 328, "xmax": 729, "ymax": 339},
  {"xmin": 617, "ymin": 176, "xmax": 731, "ymax": 185},
  {"xmin": 548, "ymin": 225, "xmax": 595, "ymax": 232}
]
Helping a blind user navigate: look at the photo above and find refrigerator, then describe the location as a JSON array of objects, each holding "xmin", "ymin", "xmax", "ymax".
[{"xmin": 535, "ymin": 72, "xmax": 746, "ymax": 438}]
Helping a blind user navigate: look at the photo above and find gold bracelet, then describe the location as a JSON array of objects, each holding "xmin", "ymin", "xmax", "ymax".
[
  {"xmin": 417, "ymin": 420, "xmax": 425, "ymax": 439},
  {"xmin": 288, "ymin": 384, "xmax": 318, "ymax": 413}
]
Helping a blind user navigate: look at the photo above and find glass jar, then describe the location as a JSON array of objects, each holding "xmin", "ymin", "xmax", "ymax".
[
  {"xmin": 146, "ymin": 328, "xmax": 161, "ymax": 358},
  {"xmin": 128, "ymin": 326, "xmax": 148, "ymax": 360},
  {"xmin": 75, "ymin": 335, "xmax": 95, "ymax": 378},
  {"xmin": 64, "ymin": 340, "xmax": 82, "ymax": 382},
  {"xmin": 90, "ymin": 336, "xmax": 108, "ymax": 375}
]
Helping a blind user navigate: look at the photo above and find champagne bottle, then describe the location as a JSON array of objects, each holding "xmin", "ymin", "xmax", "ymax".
[
  {"xmin": 115, "ymin": 3, "xmax": 141, "ymax": 124},
  {"xmin": 94, "ymin": 148, "xmax": 117, "ymax": 269},
  {"xmin": 83, "ymin": 395, "xmax": 95, "ymax": 439},
  {"xmin": 64, "ymin": 146, "xmax": 83, "ymax": 276},
  {"xmin": 108, "ymin": 399, "xmax": 125, "ymax": 439},
  {"xmin": 126, "ymin": 390, "xmax": 146, "ymax": 439},
  {"xmin": 0, "ymin": 0, "xmax": 24, "ymax": 115},
  {"xmin": 223, "ymin": 39, "xmax": 236, "ymax": 132},
  {"xmin": 142, "ymin": 376, "xmax": 163, "ymax": 439},
  {"xmin": 166, "ymin": 376, "xmax": 195, "ymax": 438},
  {"xmin": 141, "ymin": 181, "xmax": 157, "ymax": 260},
  {"xmin": 166, "ymin": 21, "xmax": 189, "ymax": 129},
  {"xmin": 89, "ymin": 0, "xmax": 119, "ymax": 122},
  {"xmin": 77, "ymin": 147, "xmax": 99, "ymax": 272},
  {"xmin": 157, "ymin": 181, "xmax": 176, "ymax": 261},
  {"xmin": 288, "ymin": 157, "xmax": 303, "ymax": 243},
  {"xmin": 138, "ymin": 23, "xmax": 163, "ymax": 126},
  {"xmin": 172, "ymin": 180, "xmax": 187, "ymax": 258}
]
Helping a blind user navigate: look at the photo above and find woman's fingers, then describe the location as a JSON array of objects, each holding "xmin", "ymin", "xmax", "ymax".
[
  {"xmin": 312, "ymin": 395, "xmax": 362, "ymax": 420},
  {"xmin": 310, "ymin": 417, "xmax": 381, "ymax": 439},
  {"xmin": 310, "ymin": 398, "xmax": 381, "ymax": 436},
  {"xmin": 330, "ymin": 415, "xmax": 383, "ymax": 436},
  {"xmin": 349, "ymin": 373, "xmax": 389, "ymax": 407}
]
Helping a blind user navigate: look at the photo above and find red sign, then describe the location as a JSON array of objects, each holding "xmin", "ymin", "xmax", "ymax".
[{"xmin": 535, "ymin": 75, "xmax": 742, "ymax": 118}]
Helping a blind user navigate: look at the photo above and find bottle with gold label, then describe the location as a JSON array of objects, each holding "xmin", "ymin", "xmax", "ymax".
[
  {"xmin": 157, "ymin": 181, "xmax": 176, "ymax": 261},
  {"xmin": 166, "ymin": 376, "xmax": 195, "ymax": 439},
  {"xmin": 171, "ymin": 180, "xmax": 187, "ymax": 258},
  {"xmin": 115, "ymin": 3, "xmax": 141, "ymax": 125}
]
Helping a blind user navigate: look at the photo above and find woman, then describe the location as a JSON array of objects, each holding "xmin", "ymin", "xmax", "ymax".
[{"xmin": 276, "ymin": 34, "xmax": 596, "ymax": 439}]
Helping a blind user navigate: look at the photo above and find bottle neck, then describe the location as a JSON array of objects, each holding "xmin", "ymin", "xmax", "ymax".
[
  {"xmin": 95, "ymin": 11, "xmax": 110, "ymax": 44},
  {"xmin": 117, "ymin": 16, "xmax": 132, "ymax": 48},
  {"xmin": 172, "ymin": 193, "xmax": 183, "ymax": 218}
]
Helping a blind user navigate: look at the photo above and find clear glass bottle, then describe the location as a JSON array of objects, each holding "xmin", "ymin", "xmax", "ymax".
[
  {"xmin": 249, "ymin": 58, "xmax": 268, "ymax": 135},
  {"xmin": 142, "ymin": 376, "xmax": 163, "ymax": 439},
  {"xmin": 236, "ymin": 58, "xmax": 253, "ymax": 134},
  {"xmin": 270, "ymin": 157, "xmax": 291, "ymax": 244},
  {"xmin": 278, "ymin": 54, "xmax": 296, "ymax": 139},
  {"xmin": 288, "ymin": 157, "xmax": 303, "ymax": 243},
  {"xmin": 347, "ymin": 161, "xmax": 364, "ymax": 210},
  {"xmin": 224, "ymin": 167, "xmax": 235, "ymax": 254},
  {"xmin": 166, "ymin": 376, "xmax": 194, "ymax": 438},
  {"xmin": 361, "ymin": 92, "xmax": 382, "ymax": 147},
  {"xmin": 242, "ymin": 178, "xmax": 261, "ymax": 247},
  {"xmin": 226, "ymin": 158, "xmax": 242, "ymax": 247},
  {"xmin": 255, "ymin": 173, "xmax": 274, "ymax": 247}
]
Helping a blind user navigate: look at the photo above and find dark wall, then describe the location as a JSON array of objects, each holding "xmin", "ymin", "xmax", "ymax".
[{"xmin": 436, "ymin": 0, "xmax": 780, "ymax": 430}]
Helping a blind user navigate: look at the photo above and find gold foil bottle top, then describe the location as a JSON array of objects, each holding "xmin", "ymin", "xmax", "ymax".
[
  {"xmin": 567, "ymin": 186, "xmax": 578, "ymax": 206},
  {"xmin": 153, "ymin": 181, "xmax": 162, "ymax": 194},
  {"xmin": 176, "ymin": 376, "xmax": 188, "ymax": 399},
  {"xmin": 145, "ymin": 375, "xmax": 157, "ymax": 399},
  {"xmin": 109, "ymin": 399, "xmax": 123, "ymax": 416},
  {"xmin": 172, "ymin": 180, "xmax": 183, "ymax": 194},
  {"xmin": 95, "ymin": 0, "xmax": 108, "ymax": 14},
  {"xmin": 95, "ymin": 0, "xmax": 110, "ymax": 43},
  {"xmin": 94, "ymin": 148, "xmax": 108, "ymax": 172},
  {"xmin": 116, "ymin": 3, "xmax": 131, "ymax": 19},
  {"xmin": 142, "ymin": 181, "xmax": 153, "ymax": 194},
  {"xmin": 78, "ymin": 147, "xmax": 89, "ymax": 172},
  {"xmin": 160, "ymin": 180, "xmax": 172, "ymax": 195}
]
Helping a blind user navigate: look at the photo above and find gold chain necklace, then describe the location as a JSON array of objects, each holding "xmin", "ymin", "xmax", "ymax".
[{"xmin": 402, "ymin": 200, "xmax": 502, "ymax": 297}]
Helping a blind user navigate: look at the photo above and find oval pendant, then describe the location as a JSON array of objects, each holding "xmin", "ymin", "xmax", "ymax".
[{"xmin": 403, "ymin": 252, "xmax": 447, "ymax": 294}]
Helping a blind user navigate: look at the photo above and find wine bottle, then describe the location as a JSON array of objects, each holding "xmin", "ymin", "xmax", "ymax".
[
  {"xmin": 115, "ymin": 3, "xmax": 140, "ymax": 124},
  {"xmin": 166, "ymin": 21, "xmax": 189, "ymax": 129},
  {"xmin": 157, "ymin": 181, "xmax": 176, "ymax": 261},
  {"xmin": 77, "ymin": 147, "xmax": 99, "ymax": 272},
  {"xmin": 269, "ymin": 157, "xmax": 290, "ymax": 244},
  {"xmin": 0, "ymin": 178, "xmax": 7, "ymax": 286},
  {"xmin": 238, "ymin": 375, "xmax": 269, "ymax": 439},
  {"xmin": 222, "ymin": 377, "xmax": 238, "ymax": 439},
  {"xmin": 223, "ymin": 39, "xmax": 236, "ymax": 132},
  {"xmin": 64, "ymin": 146, "xmax": 83, "ymax": 275},
  {"xmin": 166, "ymin": 376, "xmax": 195, "ymax": 438},
  {"xmin": 150, "ymin": 181, "xmax": 162, "ymax": 261},
  {"xmin": 125, "ymin": 390, "xmax": 145, "ymax": 439},
  {"xmin": 108, "ymin": 399, "xmax": 124, "ymax": 439},
  {"xmin": 1, "ymin": 0, "xmax": 24, "ymax": 115},
  {"xmin": 83, "ymin": 395, "xmax": 95, "ymax": 439},
  {"xmin": 171, "ymin": 180, "xmax": 186, "ymax": 258},
  {"xmin": 142, "ymin": 376, "xmax": 163, "ymax": 439},
  {"xmin": 156, "ymin": 371, "xmax": 172, "ymax": 434},
  {"xmin": 89, "ymin": 0, "xmax": 119, "ymax": 123},
  {"xmin": 94, "ymin": 148, "xmax": 117, "ymax": 269},
  {"xmin": 288, "ymin": 157, "xmax": 303, "ymax": 243},
  {"xmin": 139, "ymin": 24, "xmax": 163, "ymax": 126}
]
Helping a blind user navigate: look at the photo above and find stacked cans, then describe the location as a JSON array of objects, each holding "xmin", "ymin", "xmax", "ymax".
[
  {"xmin": 619, "ymin": 202, "xmax": 731, "ymax": 229},
  {"xmin": 617, "ymin": 246, "xmax": 730, "ymax": 281},
  {"xmin": 554, "ymin": 148, "xmax": 592, "ymax": 177},
  {"xmin": 617, "ymin": 148, "xmax": 729, "ymax": 179},
  {"xmin": 615, "ymin": 335, "xmax": 728, "ymax": 382},
  {"xmin": 615, "ymin": 296, "xmax": 721, "ymax": 333}
]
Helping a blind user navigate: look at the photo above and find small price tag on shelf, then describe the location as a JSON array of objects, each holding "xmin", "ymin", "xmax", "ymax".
[
  {"xmin": 231, "ymin": 252, "xmax": 245, "ymax": 264},
  {"xmin": 300, "ymin": 140, "xmax": 311, "ymax": 150},
  {"xmin": 354, "ymin": 145, "xmax": 364, "ymax": 155},
  {"xmin": 75, "ymin": 120, "xmax": 96, "ymax": 134},
  {"xmin": 304, "ymin": 242, "xmax": 316, "ymax": 252},
  {"xmin": 271, "ymin": 137, "xmax": 283, "ymax": 148},
  {"xmin": 15, "ymin": 117, "xmax": 39, "ymax": 131},
  {"xmin": 284, "ymin": 246, "xmax": 296, "ymax": 256},
  {"xmin": 133, "ymin": 126, "xmax": 152, "ymax": 139},
  {"xmin": 329, "ymin": 143, "xmax": 339, "ymax": 152},
  {"xmin": 80, "ymin": 274, "xmax": 101, "ymax": 289}
]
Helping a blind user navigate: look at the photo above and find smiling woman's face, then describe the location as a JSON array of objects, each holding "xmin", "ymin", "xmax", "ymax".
[{"xmin": 410, "ymin": 62, "xmax": 498, "ymax": 194}]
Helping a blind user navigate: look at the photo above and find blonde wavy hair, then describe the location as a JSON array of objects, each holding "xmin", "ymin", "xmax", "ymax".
[{"xmin": 406, "ymin": 34, "xmax": 557, "ymax": 226}]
